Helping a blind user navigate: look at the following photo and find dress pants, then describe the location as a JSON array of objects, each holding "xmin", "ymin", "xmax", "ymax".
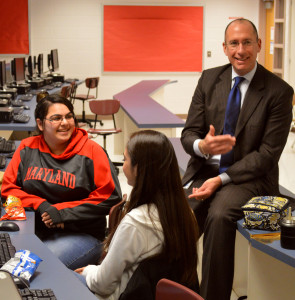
[{"xmin": 184, "ymin": 165, "xmax": 262, "ymax": 300}]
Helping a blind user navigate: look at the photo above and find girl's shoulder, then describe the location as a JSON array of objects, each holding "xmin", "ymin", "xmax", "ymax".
[{"xmin": 124, "ymin": 204, "xmax": 160, "ymax": 228}]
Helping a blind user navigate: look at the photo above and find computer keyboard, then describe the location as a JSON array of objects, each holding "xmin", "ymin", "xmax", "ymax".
[
  {"xmin": 18, "ymin": 94, "xmax": 34, "ymax": 101},
  {"xmin": 0, "ymin": 233, "xmax": 16, "ymax": 267},
  {"xmin": 11, "ymin": 99, "xmax": 24, "ymax": 107},
  {"xmin": 65, "ymin": 78, "xmax": 79, "ymax": 83},
  {"xmin": 19, "ymin": 288, "xmax": 57, "ymax": 300},
  {"xmin": 13, "ymin": 114, "xmax": 31, "ymax": 123},
  {"xmin": 0, "ymin": 137, "xmax": 16, "ymax": 153},
  {"xmin": 42, "ymin": 85, "xmax": 55, "ymax": 90},
  {"xmin": 53, "ymin": 82, "xmax": 63, "ymax": 88},
  {"xmin": 13, "ymin": 106, "xmax": 25, "ymax": 115}
]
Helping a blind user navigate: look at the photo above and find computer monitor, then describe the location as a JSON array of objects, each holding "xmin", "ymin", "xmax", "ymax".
[
  {"xmin": 33, "ymin": 56, "xmax": 37, "ymax": 73},
  {"xmin": 37, "ymin": 54, "xmax": 43, "ymax": 76},
  {"xmin": 11, "ymin": 57, "xmax": 26, "ymax": 83},
  {"xmin": 50, "ymin": 49, "xmax": 59, "ymax": 72},
  {"xmin": 0, "ymin": 61, "xmax": 6, "ymax": 88},
  {"xmin": 47, "ymin": 54, "xmax": 51, "ymax": 71},
  {"xmin": 27, "ymin": 56, "xmax": 33, "ymax": 78}
]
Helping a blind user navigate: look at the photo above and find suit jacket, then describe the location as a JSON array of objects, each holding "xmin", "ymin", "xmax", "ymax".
[{"xmin": 181, "ymin": 63, "xmax": 293, "ymax": 195}]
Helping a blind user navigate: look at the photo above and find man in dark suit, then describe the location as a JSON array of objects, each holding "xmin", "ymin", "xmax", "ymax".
[{"xmin": 181, "ymin": 18, "xmax": 294, "ymax": 300}]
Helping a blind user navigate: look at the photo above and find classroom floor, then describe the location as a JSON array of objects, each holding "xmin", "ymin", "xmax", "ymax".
[{"xmin": 90, "ymin": 120, "xmax": 295, "ymax": 300}]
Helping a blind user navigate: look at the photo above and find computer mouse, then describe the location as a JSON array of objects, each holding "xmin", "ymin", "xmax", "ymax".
[
  {"xmin": 23, "ymin": 106, "xmax": 30, "ymax": 110},
  {"xmin": 13, "ymin": 276, "xmax": 30, "ymax": 289},
  {"xmin": 0, "ymin": 221, "xmax": 20, "ymax": 232}
]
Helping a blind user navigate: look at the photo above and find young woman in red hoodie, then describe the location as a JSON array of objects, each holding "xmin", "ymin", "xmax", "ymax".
[{"xmin": 1, "ymin": 94, "xmax": 122, "ymax": 269}]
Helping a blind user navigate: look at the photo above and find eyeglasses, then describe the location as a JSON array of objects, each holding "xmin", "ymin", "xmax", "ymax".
[
  {"xmin": 45, "ymin": 113, "xmax": 75, "ymax": 124},
  {"xmin": 225, "ymin": 40, "xmax": 256, "ymax": 50}
]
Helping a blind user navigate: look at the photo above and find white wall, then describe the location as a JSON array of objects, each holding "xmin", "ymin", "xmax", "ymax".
[{"xmin": 2, "ymin": 0, "xmax": 260, "ymax": 116}]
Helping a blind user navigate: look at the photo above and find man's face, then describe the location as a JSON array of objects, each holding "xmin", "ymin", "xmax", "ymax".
[{"xmin": 223, "ymin": 21, "xmax": 261, "ymax": 76}]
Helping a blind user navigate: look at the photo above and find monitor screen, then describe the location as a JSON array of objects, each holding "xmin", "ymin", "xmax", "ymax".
[
  {"xmin": 14, "ymin": 57, "xmax": 26, "ymax": 82},
  {"xmin": 51, "ymin": 49, "xmax": 59, "ymax": 72},
  {"xmin": 0, "ymin": 61, "xmax": 6, "ymax": 87},
  {"xmin": 27, "ymin": 56, "xmax": 33, "ymax": 78},
  {"xmin": 37, "ymin": 54, "xmax": 43, "ymax": 76}
]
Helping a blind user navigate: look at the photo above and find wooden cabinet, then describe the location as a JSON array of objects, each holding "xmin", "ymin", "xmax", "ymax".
[{"xmin": 273, "ymin": 0, "xmax": 285, "ymax": 78}]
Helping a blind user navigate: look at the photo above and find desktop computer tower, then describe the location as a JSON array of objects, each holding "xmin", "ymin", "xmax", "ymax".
[
  {"xmin": 7, "ymin": 83, "xmax": 31, "ymax": 95},
  {"xmin": 51, "ymin": 73, "xmax": 65, "ymax": 83},
  {"xmin": 0, "ymin": 107, "xmax": 13, "ymax": 122},
  {"xmin": 0, "ymin": 94, "xmax": 12, "ymax": 106},
  {"xmin": 27, "ymin": 78, "xmax": 45, "ymax": 89},
  {"xmin": 0, "ymin": 88, "xmax": 17, "ymax": 100},
  {"xmin": 42, "ymin": 76, "xmax": 53, "ymax": 85}
]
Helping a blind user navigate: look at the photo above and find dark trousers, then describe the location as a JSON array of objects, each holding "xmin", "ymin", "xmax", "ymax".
[{"xmin": 184, "ymin": 165, "xmax": 261, "ymax": 300}]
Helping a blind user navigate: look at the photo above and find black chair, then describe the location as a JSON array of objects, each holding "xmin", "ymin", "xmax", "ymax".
[{"xmin": 119, "ymin": 256, "xmax": 200, "ymax": 300}]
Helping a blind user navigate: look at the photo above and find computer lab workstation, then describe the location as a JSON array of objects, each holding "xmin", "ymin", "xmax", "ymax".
[
  {"xmin": 0, "ymin": 50, "xmax": 82, "ymax": 167},
  {"xmin": 0, "ymin": 51, "xmax": 95, "ymax": 299},
  {"xmin": 0, "ymin": 49, "xmax": 66, "ymax": 130}
]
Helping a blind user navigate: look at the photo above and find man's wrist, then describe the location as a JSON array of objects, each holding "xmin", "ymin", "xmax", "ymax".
[{"xmin": 199, "ymin": 140, "xmax": 207, "ymax": 155}]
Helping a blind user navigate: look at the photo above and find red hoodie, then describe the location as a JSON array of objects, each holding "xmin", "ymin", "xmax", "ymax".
[{"xmin": 1, "ymin": 128, "xmax": 122, "ymax": 239}]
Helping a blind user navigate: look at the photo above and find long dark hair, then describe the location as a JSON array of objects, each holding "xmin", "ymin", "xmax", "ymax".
[
  {"xmin": 34, "ymin": 94, "xmax": 78, "ymax": 134},
  {"xmin": 105, "ymin": 130, "xmax": 199, "ymax": 286}
]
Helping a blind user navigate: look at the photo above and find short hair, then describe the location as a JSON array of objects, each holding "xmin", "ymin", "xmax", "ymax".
[
  {"xmin": 224, "ymin": 18, "xmax": 259, "ymax": 42},
  {"xmin": 34, "ymin": 94, "xmax": 78, "ymax": 134}
]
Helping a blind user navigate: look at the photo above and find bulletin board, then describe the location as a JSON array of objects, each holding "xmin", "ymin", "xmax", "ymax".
[
  {"xmin": 0, "ymin": 0, "xmax": 29, "ymax": 54},
  {"xmin": 103, "ymin": 5, "xmax": 203, "ymax": 72}
]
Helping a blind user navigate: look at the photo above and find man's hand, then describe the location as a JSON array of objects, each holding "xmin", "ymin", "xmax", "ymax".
[
  {"xmin": 188, "ymin": 176, "xmax": 222, "ymax": 200},
  {"xmin": 199, "ymin": 125, "xmax": 236, "ymax": 155},
  {"xmin": 41, "ymin": 212, "xmax": 64, "ymax": 229}
]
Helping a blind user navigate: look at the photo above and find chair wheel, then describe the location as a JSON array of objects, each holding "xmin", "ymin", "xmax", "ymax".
[{"xmin": 100, "ymin": 121, "xmax": 104, "ymax": 126}]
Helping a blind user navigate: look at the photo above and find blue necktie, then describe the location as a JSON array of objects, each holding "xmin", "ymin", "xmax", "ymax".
[{"xmin": 219, "ymin": 76, "xmax": 245, "ymax": 173}]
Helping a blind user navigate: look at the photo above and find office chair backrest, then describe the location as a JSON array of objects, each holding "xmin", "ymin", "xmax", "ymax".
[
  {"xmin": 89, "ymin": 99, "xmax": 121, "ymax": 116},
  {"xmin": 108, "ymin": 194, "xmax": 127, "ymax": 233},
  {"xmin": 156, "ymin": 278, "xmax": 204, "ymax": 300},
  {"xmin": 69, "ymin": 81, "xmax": 77, "ymax": 103},
  {"xmin": 60, "ymin": 85, "xmax": 71, "ymax": 99},
  {"xmin": 85, "ymin": 77, "xmax": 99, "ymax": 89}
]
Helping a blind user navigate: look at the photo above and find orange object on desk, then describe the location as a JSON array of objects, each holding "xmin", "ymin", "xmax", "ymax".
[{"xmin": 1, "ymin": 195, "xmax": 26, "ymax": 220}]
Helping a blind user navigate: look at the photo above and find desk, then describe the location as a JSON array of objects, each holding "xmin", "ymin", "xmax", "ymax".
[
  {"xmin": 169, "ymin": 137, "xmax": 295, "ymax": 299},
  {"xmin": 234, "ymin": 220, "xmax": 295, "ymax": 300},
  {"xmin": 11, "ymin": 234, "xmax": 97, "ymax": 300},
  {"xmin": 0, "ymin": 211, "xmax": 35, "ymax": 235},
  {"xmin": 0, "ymin": 86, "xmax": 62, "ymax": 132},
  {"xmin": 169, "ymin": 137, "xmax": 189, "ymax": 176},
  {"xmin": 0, "ymin": 212, "xmax": 97, "ymax": 299},
  {"xmin": 113, "ymin": 80, "xmax": 184, "ymax": 154}
]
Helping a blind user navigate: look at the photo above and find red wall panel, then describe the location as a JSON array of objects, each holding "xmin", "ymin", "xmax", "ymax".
[
  {"xmin": 0, "ymin": 0, "xmax": 29, "ymax": 54},
  {"xmin": 104, "ymin": 6, "xmax": 203, "ymax": 72}
]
